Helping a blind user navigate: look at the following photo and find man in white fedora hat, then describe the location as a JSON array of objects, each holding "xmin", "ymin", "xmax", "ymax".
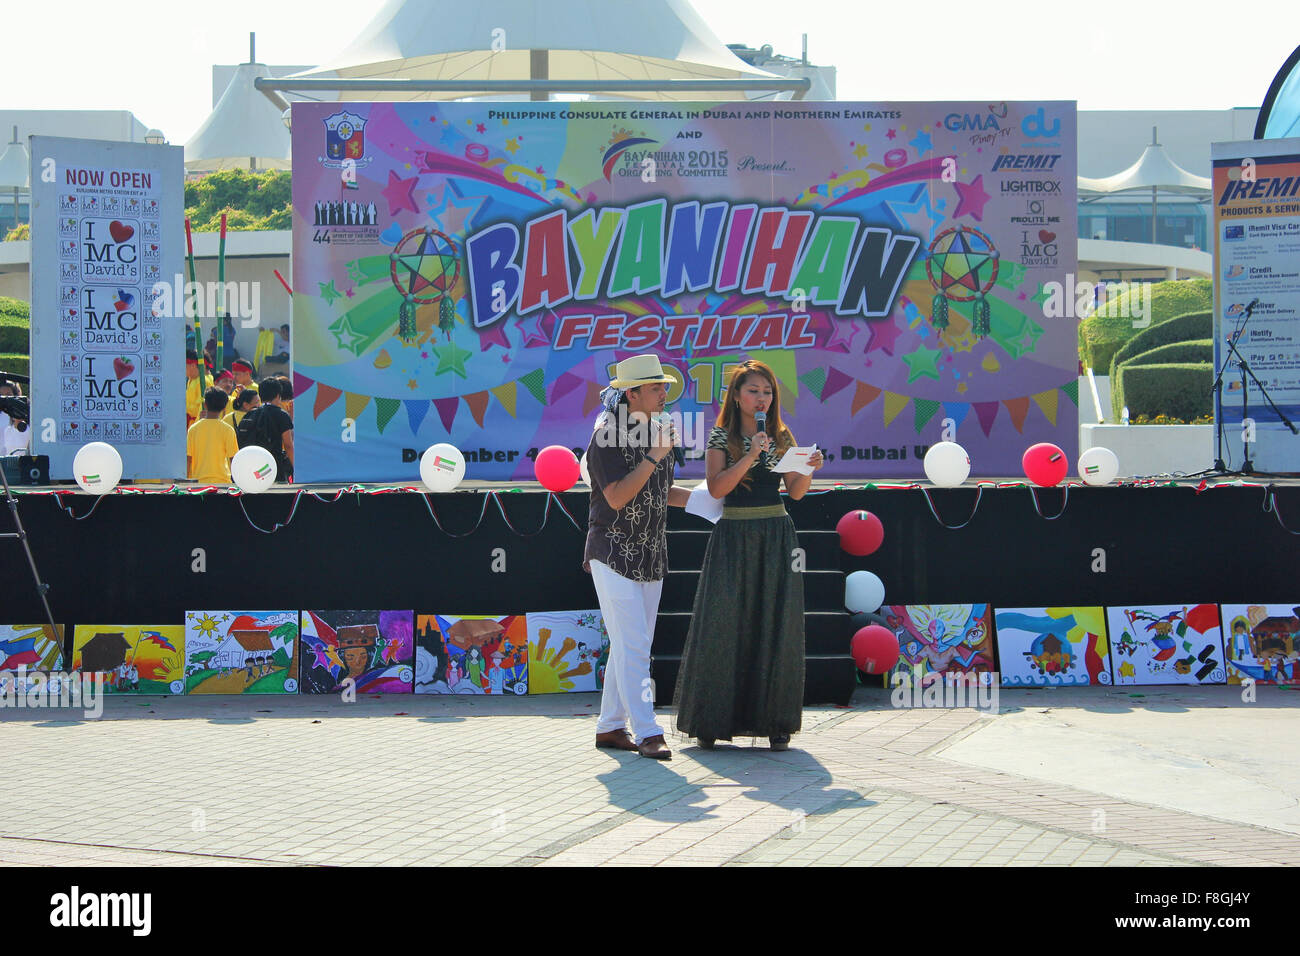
[{"xmin": 584, "ymin": 354, "xmax": 690, "ymax": 760}]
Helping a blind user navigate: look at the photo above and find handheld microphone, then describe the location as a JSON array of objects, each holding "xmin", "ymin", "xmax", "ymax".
[
  {"xmin": 754, "ymin": 410, "xmax": 768, "ymax": 465},
  {"xmin": 659, "ymin": 413, "xmax": 685, "ymax": 466}
]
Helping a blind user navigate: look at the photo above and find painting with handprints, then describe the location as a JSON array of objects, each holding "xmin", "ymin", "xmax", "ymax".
[{"xmin": 526, "ymin": 610, "xmax": 609, "ymax": 694}]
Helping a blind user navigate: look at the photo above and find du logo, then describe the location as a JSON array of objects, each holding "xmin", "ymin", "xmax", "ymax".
[
  {"xmin": 1021, "ymin": 107, "xmax": 1061, "ymax": 139},
  {"xmin": 322, "ymin": 111, "xmax": 371, "ymax": 168}
]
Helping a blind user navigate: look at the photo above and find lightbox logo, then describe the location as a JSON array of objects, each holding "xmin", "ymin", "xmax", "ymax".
[{"xmin": 602, "ymin": 134, "xmax": 657, "ymax": 180}]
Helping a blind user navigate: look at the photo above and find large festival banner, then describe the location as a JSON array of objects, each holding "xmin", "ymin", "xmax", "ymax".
[
  {"xmin": 291, "ymin": 102, "xmax": 1077, "ymax": 481},
  {"xmin": 1212, "ymin": 137, "xmax": 1300, "ymax": 473},
  {"xmin": 29, "ymin": 136, "xmax": 186, "ymax": 479}
]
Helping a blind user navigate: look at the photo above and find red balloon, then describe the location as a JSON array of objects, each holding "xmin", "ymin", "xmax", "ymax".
[
  {"xmin": 1022, "ymin": 442, "xmax": 1069, "ymax": 487},
  {"xmin": 851, "ymin": 625, "xmax": 899, "ymax": 674},
  {"xmin": 836, "ymin": 510, "xmax": 884, "ymax": 556},
  {"xmin": 535, "ymin": 445, "xmax": 580, "ymax": 492}
]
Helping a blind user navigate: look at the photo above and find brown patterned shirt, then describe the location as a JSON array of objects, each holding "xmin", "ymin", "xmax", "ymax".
[{"xmin": 583, "ymin": 417, "xmax": 674, "ymax": 581}]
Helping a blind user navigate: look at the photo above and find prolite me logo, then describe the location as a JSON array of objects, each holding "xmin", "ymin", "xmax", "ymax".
[{"xmin": 49, "ymin": 886, "xmax": 151, "ymax": 936}]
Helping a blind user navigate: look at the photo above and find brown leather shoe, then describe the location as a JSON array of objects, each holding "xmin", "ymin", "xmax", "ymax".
[
  {"xmin": 595, "ymin": 729, "xmax": 638, "ymax": 751},
  {"xmin": 637, "ymin": 734, "xmax": 673, "ymax": 760}
]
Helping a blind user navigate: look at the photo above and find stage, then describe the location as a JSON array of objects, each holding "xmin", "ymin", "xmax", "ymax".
[{"xmin": 5, "ymin": 477, "xmax": 1299, "ymax": 705}]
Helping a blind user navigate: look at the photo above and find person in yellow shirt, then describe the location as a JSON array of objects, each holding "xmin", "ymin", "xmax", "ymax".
[
  {"xmin": 187, "ymin": 387, "xmax": 239, "ymax": 484},
  {"xmin": 185, "ymin": 351, "xmax": 203, "ymax": 428},
  {"xmin": 223, "ymin": 386, "xmax": 261, "ymax": 430}
]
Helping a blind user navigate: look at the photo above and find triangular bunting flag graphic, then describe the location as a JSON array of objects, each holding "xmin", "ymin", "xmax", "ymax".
[
  {"xmin": 821, "ymin": 366, "xmax": 854, "ymax": 402},
  {"xmin": 799, "ymin": 367, "xmax": 828, "ymax": 401},
  {"xmin": 292, "ymin": 372, "xmax": 315, "ymax": 398},
  {"xmin": 374, "ymin": 397, "xmax": 400, "ymax": 434},
  {"xmin": 464, "ymin": 390, "xmax": 490, "ymax": 427},
  {"xmin": 549, "ymin": 371, "xmax": 583, "ymax": 404},
  {"xmin": 851, "ymin": 382, "xmax": 882, "ymax": 416},
  {"xmin": 519, "ymin": 368, "xmax": 548, "ymax": 406},
  {"xmin": 490, "ymin": 381, "xmax": 518, "ymax": 418},
  {"xmin": 913, "ymin": 398, "xmax": 941, "ymax": 434},
  {"xmin": 344, "ymin": 392, "xmax": 371, "ymax": 424},
  {"xmin": 583, "ymin": 381, "xmax": 604, "ymax": 416},
  {"xmin": 973, "ymin": 401, "xmax": 1000, "ymax": 437},
  {"xmin": 313, "ymin": 383, "xmax": 343, "ymax": 420},
  {"xmin": 405, "ymin": 399, "xmax": 431, "ymax": 435},
  {"xmin": 764, "ymin": 350, "xmax": 799, "ymax": 396},
  {"xmin": 882, "ymin": 391, "xmax": 909, "ymax": 427},
  {"xmin": 778, "ymin": 381, "xmax": 797, "ymax": 418},
  {"xmin": 433, "ymin": 396, "xmax": 459, "ymax": 433},
  {"xmin": 1062, "ymin": 379, "xmax": 1079, "ymax": 406},
  {"xmin": 942, "ymin": 402, "xmax": 970, "ymax": 431},
  {"xmin": 1031, "ymin": 389, "xmax": 1059, "ymax": 426},
  {"xmin": 1003, "ymin": 396, "xmax": 1031, "ymax": 433}
]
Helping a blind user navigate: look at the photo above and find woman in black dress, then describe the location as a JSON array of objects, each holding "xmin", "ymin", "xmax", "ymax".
[{"xmin": 672, "ymin": 359, "xmax": 824, "ymax": 750}]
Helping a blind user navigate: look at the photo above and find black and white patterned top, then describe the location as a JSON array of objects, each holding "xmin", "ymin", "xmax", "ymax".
[
  {"xmin": 583, "ymin": 420, "xmax": 674, "ymax": 581},
  {"xmin": 707, "ymin": 425, "xmax": 784, "ymax": 507}
]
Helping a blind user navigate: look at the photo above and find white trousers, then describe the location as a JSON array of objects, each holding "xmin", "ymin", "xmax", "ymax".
[{"xmin": 589, "ymin": 560, "xmax": 664, "ymax": 744}]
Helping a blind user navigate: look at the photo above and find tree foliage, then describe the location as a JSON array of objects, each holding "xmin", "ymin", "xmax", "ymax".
[{"xmin": 184, "ymin": 169, "xmax": 292, "ymax": 232}]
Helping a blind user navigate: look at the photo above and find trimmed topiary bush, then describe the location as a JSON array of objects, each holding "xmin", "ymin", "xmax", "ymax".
[
  {"xmin": 1116, "ymin": 363, "xmax": 1213, "ymax": 422},
  {"xmin": 1124, "ymin": 339, "xmax": 1213, "ymax": 367},
  {"xmin": 0, "ymin": 297, "xmax": 30, "ymax": 359},
  {"xmin": 1079, "ymin": 278, "xmax": 1212, "ymax": 372},
  {"xmin": 0, "ymin": 354, "xmax": 29, "ymax": 378},
  {"xmin": 1110, "ymin": 311, "xmax": 1212, "ymax": 419}
]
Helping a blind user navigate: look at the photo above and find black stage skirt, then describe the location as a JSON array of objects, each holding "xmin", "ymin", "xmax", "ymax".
[{"xmin": 672, "ymin": 504, "xmax": 805, "ymax": 739}]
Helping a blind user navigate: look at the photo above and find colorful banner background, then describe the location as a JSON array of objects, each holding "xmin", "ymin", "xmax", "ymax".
[{"xmin": 291, "ymin": 101, "xmax": 1077, "ymax": 480}]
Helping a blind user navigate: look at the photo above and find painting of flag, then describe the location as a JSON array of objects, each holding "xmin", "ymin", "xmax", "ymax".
[
  {"xmin": 184, "ymin": 611, "xmax": 299, "ymax": 694},
  {"xmin": 1106, "ymin": 604, "xmax": 1225, "ymax": 685},
  {"xmin": 415, "ymin": 614, "xmax": 527, "ymax": 694},
  {"xmin": 1220, "ymin": 604, "xmax": 1300, "ymax": 685},
  {"xmin": 300, "ymin": 610, "xmax": 414, "ymax": 694},
  {"xmin": 993, "ymin": 606, "xmax": 1112, "ymax": 686},
  {"xmin": 526, "ymin": 610, "xmax": 607, "ymax": 694},
  {"xmin": 0, "ymin": 625, "xmax": 65, "ymax": 695},
  {"xmin": 72, "ymin": 625, "xmax": 186, "ymax": 694}
]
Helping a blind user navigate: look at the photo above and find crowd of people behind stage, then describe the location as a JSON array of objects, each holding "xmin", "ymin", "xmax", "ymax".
[{"xmin": 186, "ymin": 353, "xmax": 294, "ymax": 485}]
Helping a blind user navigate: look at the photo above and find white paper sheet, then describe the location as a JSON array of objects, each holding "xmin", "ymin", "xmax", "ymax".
[
  {"xmin": 770, "ymin": 444, "xmax": 819, "ymax": 475},
  {"xmin": 685, "ymin": 481, "xmax": 724, "ymax": 524}
]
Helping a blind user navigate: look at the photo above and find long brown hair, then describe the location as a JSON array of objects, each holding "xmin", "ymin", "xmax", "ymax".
[{"xmin": 716, "ymin": 360, "xmax": 795, "ymax": 483}]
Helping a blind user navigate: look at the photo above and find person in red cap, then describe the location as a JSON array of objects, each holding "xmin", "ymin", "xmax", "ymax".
[
  {"xmin": 213, "ymin": 369, "xmax": 236, "ymax": 395},
  {"xmin": 231, "ymin": 359, "xmax": 256, "ymax": 393}
]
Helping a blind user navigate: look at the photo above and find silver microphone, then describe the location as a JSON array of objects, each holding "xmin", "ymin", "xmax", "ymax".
[
  {"xmin": 659, "ymin": 412, "xmax": 684, "ymax": 466},
  {"xmin": 754, "ymin": 410, "xmax": 767, "ymax": 465}
]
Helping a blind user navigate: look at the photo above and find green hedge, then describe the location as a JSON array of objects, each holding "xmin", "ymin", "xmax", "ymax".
[
  {"xmin": 185, "ymin": 169, "xmax": 292, "ymax": 232},
  {"xmin": 0, "ymin": 353, "xmax": 29, "ymax": 378},
  {"xmin": 1109, "ymin": 311, "xmax": 1212, "ymax": 419},
  {"xmin": 1079, "ymin": 278, "xmax": 1211, "ymax": 372},
  {"xmin": 0, "ymin": 323, "xmax": 27, "ymax": 353},
  {"xmin": 1124, "ymin": 339, "xmax": 1213, "ymax": 367},
  {"xmin": 1116, "ymin": 362, "xmax": 1213, "ymax": 422},
  {"xmin": 0, "ymin": 296, "xmax": 30, "ymax": 321}
]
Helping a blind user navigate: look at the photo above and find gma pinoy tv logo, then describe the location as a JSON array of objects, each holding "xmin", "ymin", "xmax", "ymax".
[{"xmin": 465, "ymin": 201, "xmax": 921, "ymax": 332}]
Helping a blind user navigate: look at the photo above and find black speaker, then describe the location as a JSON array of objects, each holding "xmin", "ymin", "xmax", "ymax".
[{"xmin": 1, "ymin": 454, "xmax": 49, "ymax": 485}]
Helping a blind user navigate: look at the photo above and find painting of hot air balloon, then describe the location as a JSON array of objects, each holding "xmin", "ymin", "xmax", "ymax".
[{"xmin": 1104, "ymin": 605, "xmax": 1225, "ymax": 686}]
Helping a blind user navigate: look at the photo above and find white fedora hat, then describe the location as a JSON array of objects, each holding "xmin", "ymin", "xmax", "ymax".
[{"xmin": 608, "ymin": 354, "xmax": 674, "ymax": 389}]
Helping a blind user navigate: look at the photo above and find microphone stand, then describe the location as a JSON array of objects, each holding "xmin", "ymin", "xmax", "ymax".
[
  {"xmin": 1217, "ymin": 301, "xmax": 1298, "ymax": 475},
  {"xmin": 1210, "ymin": 307, "xmax": 1249, "ymax": 473}
]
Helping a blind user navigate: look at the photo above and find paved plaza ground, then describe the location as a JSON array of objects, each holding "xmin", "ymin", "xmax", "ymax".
[{"xmin": 3, "ymin": 682, "xmax": 1297, "ymax": 867}]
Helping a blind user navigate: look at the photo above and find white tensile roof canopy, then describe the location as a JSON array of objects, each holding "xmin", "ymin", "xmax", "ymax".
[
  {"xmin": 273, "ymin": 0, "xmax": 794, "ymax": 101},
  {"xmin": 1078, "ymin": 135, "xmax": 1211, "ymax": 197},
  {"xmin": 185, "ymin": 62, "xmax": 292, "ymax": 171}
]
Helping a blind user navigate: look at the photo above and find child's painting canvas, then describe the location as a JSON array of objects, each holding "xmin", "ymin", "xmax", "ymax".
[
  {"xmin": 1221, "ymin": 604, "xmax": 1300, "ymax": 685},
  {"xmin": 993, "ymin": 606, "xmax": 1112, "ymax": 686},
  {"xmin": 1106, "ymin": 604, "xmax": 1225, "ymax": 685},
  {"xmin": 73, "ymin": 625, "xmax": 186, "ymax": 694},
  {"xmin": 883, "ymin": 605, "xmax": 995, "ymax": 686},
  {"xmin": 0, "ymin": 625, "xmax": 66, "ymax": 694},
  {"xmin": 526, "ymin": 610, "xmax": 609, "ymax": 694},
  {"xmin": 184, "ymin": 611, "xmax": 299, "ymax": 694},
  {"xmin": 300, "ymin": 610, "xmax": 414, "ymax": 694},
  {"xmin": 414, "ymin": 614, "xmax": 527, "ymax": 694}
]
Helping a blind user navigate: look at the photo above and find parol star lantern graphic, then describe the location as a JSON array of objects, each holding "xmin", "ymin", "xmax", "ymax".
[
  {"xmin": 388, "ymin": 227, "xmax": 461, "ymax": 343},
  {"xmin": 923, "ymin": 226, "xmax": 999, "ymax": 338}
]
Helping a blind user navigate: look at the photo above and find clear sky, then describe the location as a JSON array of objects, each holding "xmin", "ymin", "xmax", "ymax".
[{"xmin": 4, "ymin": 0, "xmax": 1295, "ymax": 143}]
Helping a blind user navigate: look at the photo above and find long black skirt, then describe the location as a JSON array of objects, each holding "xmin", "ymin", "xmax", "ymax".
[{"xmin": 672, "ymin": 510, "xmax": 805, "ymax": 739}]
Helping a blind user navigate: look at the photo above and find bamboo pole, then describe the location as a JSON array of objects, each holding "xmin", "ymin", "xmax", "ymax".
[{"xmin": 184, "ymin": 218, "xmax": 205, "ymax": 392}]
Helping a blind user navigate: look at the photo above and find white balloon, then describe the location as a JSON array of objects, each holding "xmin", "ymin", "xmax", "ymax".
[
  {"xmin": 231, "ymin": 445, "xmax": 278, "ymax": 493},
  {"xmin": 72, "ymin": 442, "xmax": 123, "ymax": 495},
  {"xmin": 845, "ymin": 570, "xmax": 886, "ymax": 614},
  {"xmin": 579, "ymin": 452, "xmax": 591, "ymax": 487},
  {"xmin": 420, "ymin": 443, "xmax": 466, "ymax": 492},
  {"xmin": 1078, "ymin": 446, "xmax": 1120, "ymax": 486},
  {"xmin": 923, "ymin": 441, "xmax": 970, "ymax": 487}
]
